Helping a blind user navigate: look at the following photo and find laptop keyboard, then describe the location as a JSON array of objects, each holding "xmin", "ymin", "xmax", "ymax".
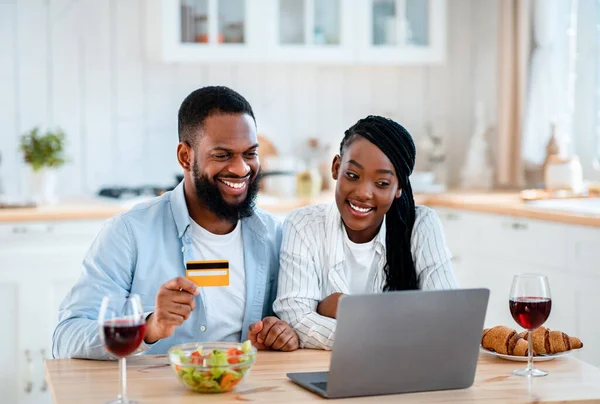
[{"xmin": 311, "ymin": 381, "xmax": 328, "ymax": 391}]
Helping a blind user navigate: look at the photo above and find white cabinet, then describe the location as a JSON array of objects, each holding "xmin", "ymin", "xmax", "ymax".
[
  {"xmin": 355, "ymin": 0, "xmax": 446, "ymax": 64},
  {"xmin": 0, "ymin": 281, "xmax": 19, "ymax": 404},
  {"xmin": 161, "ymin": 0, "xmax": 265, "ymax": 62},
  {"xmin": 0, "ymin": 220, "xmax": 105, "ymax": 404},
  {"xmin": 435, "ymin": 207, "xmax": 600, "ymax": 366},
  {"xmin": 155, "ymin": 0, "xmax": 446, "ymax": 64},
  {"xmin": 263, "ymin": 0, "xmax": 355, "ymax": 63}
]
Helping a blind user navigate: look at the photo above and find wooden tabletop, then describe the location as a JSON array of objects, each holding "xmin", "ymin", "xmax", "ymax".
[{"xmin": 45, "ymin": 350, "xmax": 600, "ymax": 403}]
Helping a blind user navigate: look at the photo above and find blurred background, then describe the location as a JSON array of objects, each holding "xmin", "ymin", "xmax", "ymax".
[{"xmin": 1, "ymin": 0, "xmax": 597, "ymax": 201}]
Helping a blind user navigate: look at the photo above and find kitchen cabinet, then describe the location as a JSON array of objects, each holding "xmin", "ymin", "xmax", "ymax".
[
  {"xmin": 160, "ymin": 0, "xmax": 264, "ymax": 62},
  {"xmin": 155, "ymin": 0, "xmax": 446, "ymax": 64},
  {"xmin": 435, "ymin": 207, "xmax": 599, "ymax": 366},
  {"xmin": 355, "ymin": 0, "xmax": 447, "ymax": 64},
  {"xmin": 262, "ymin": 0, "xmax": 355, "ymax": 63},
  {"xmin": 0, "ymin": 220, "xmax": 106, "ymax": 404}
]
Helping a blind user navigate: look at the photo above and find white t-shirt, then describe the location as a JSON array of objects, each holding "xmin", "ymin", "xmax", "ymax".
[
  {"xmin": 189, "ymin": 219, "xmax": 246, "ymax": 342},
  {"xmin": 342, "ymin": 227, "xmax": 380, "ymax": 294}
]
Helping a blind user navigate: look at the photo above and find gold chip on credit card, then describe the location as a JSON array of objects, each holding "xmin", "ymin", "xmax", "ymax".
[{"xmin": 186, "ymin": 260, "xmax": 229, "ymax": 287}]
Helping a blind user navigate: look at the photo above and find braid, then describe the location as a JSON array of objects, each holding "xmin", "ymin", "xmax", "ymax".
[{"xmin": 340, "ymin": 116, "xmax": 418, "ymax": 291}]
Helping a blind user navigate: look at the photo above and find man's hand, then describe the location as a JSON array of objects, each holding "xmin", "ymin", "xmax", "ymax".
[
  {"xmin": 248, "ymin": 316, "xmax": 299, "ymax": 351},
  {"xmin": 144, "ymin": 277, "xmax": 199, "ymax": 344},
  {"xmin": 317, "ymin": 292, "xmax": 344, "ymax": 319}
]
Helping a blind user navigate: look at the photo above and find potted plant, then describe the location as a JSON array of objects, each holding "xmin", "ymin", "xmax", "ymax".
[{"xmin": 19, "ymin": 127, "xmax": 67, "ymax": 203}]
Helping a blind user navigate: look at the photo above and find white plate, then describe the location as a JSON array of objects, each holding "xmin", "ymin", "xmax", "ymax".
[{"xmin": 480, "ymin": 346, "xmax": 570, "ymax": 362}]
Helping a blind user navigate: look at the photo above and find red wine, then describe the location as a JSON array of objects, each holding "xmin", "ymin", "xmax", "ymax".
[
  {"xmin": 509, "ymin": 297, "xmax": 552, "ymax": 330},
  {"xmin": 103, "ymin": 320, "xmax": 146, "ymax": 357}
]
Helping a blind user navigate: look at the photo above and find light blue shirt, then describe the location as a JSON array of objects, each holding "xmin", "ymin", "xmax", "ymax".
[{"xmin": 52, "ymin": 181, "xmax": 282, "ymax": 359}]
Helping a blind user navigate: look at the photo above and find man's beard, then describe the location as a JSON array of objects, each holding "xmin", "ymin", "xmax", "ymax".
[{"xmin": 192, "ymin": 163, "xmax": 261, "ymax": 223}]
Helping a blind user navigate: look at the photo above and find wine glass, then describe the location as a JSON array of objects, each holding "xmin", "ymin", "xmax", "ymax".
[
  {"xmin": 509, "ymin": 274, "xmax": 552, "ymax": 377},
  {"xmin": 99, "ymin": 294, "xmax": 146, "ymax": 403}
]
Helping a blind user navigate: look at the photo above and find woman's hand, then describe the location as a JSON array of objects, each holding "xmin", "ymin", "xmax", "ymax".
[
  {"xmin": 248, "ymin": 317, "xmax": 299, "ymax": 351},
  {"xmin": 317, "ymin": 293, "xmax": 345, "ymax": 319}
]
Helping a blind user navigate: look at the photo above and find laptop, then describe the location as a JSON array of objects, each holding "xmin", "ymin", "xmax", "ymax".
[{"xmin": 287, "ymin": 288, "xmax": 489, "ymax": 399}]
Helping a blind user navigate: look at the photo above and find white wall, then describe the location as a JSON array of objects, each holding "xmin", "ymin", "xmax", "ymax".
[{"xmin": 0, "ymin": 0, "xmax": 499, "ymax": 199}]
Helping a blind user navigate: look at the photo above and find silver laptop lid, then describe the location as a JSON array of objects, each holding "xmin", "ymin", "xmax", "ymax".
[{"xmin": 327, "ymin": 288, "xmax": 489, "ymax": 398}]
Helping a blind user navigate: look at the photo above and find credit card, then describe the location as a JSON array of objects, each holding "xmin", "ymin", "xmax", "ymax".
[{"xmin": 186, "ymin": 260, "xmax": 229, "ymax": 287}]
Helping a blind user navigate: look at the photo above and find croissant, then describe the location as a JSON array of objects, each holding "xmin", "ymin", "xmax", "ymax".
[
  {"xmin": 482, "ymin": 326, "xmax": 531, "ymax": 356},
  {"xmin": 518, "ymin": 326, "xmax": 583, "ymax": 354}
]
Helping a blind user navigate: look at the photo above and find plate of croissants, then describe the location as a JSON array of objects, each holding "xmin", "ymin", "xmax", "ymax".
[{"xmin": 480, "ymin": 325, "xmax": 583, "ymax": 362}]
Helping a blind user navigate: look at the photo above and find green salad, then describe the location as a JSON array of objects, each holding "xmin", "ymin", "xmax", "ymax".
[{"xmin": 170, "ymin": 340, "xmax": 255, "ymax": 393}]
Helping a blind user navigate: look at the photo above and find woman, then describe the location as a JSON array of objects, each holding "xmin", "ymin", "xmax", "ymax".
[{"xmin": 273, "ymin": 115, "xmax": 457, "ymax": 350}]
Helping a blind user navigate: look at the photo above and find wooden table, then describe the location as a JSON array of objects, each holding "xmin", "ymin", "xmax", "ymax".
[{"xmin": 46, "ymin": 350, "xmax": 600, "ymax": 403}]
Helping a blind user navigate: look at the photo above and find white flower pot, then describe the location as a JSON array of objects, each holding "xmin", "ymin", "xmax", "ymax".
[{"xmin": 27, "ymin": 167, "xmax": 58, "ymax": 204}]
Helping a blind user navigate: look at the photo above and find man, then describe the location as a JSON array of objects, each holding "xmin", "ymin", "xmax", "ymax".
[{"xmin": 52, "ymin": 86, "xmax": 298, "ymax": 359}]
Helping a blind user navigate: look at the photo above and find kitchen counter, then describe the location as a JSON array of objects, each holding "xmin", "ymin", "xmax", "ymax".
[
  {"xmin": 0, "ymin": 193, "xmax": 336, "ymax": 223},
  {"xmin": 1, "ymin": 192, "xmax": 599, "ymax": 227},
  {"xmin": 45, "ymin": 350, "xmax": 600, "ymax": 403},
  {"xmin": 424, "ymin": 192, "xmax": 600, "ymax": 228}
]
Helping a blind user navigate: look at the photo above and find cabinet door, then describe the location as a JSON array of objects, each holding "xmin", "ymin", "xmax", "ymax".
[
  {"xmin": 567, "ymin": 225, "xmax": 600, "ymax": 277},
  {"xmin": 452, "ymin": 255, "xmax": 516, "ymax": 329},
  {"xmin": 574, "ymin": 281, "xmax": 600, "ymax": 366},
  {"xmin": 0, "ymin": 220, "xmax": 105, "ymax": 404},
  {"xmin": 263, "ymin": 0, "xmax": 355, "ymax": 63},
  {"xmin": 566, "ymin": 225, "xmax": 600, "ymax": 366},
  {"xmin": 355, "ymin": 0, "xmax": 446, "ymax": 64},
  {"xmin": 434, "ymin": 207, "xmax": 482, "ymax": 262},
  {"xmin": 433, "ymin": 208, "xmax": 578, "ymax": 335},
  {"xmin": 161, "ymin": 0, "xmax": 265, "ymax": 62},
  {"xmin": 0, "ymin": 282, "xmax": 19, "ymax": 404},
  {"xmin": 482, "ymin": 215, "xmax": 569, "ymax": 271},
  {"xmin": 13, "ymin": 276, "xmax": 80, "ymax": 404}
]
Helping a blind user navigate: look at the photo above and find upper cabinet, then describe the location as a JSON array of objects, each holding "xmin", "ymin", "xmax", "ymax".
[
  {"xmin": 162, "ymin": 0, "xmax": 264, "ymax": 62},
  {"xmin": 262, "ymin": 0, "xmax": 355, "ymax": 63},
  {"xmin": 158, "ymin": 0, "xmax": 446, "ymax": 64},
  {"xmin": 356, "ymin": 0, "xmax": 446, "ymax": 64}
]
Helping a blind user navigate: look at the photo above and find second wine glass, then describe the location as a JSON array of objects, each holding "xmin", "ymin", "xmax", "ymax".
[{"xmin": 509, "ymin": 273, "xmax": 552, "ymax": 377}]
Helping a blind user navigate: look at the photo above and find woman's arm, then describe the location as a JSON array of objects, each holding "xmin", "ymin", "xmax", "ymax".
[
  {"xmin": 412, "ymin": 208, "xmax": 458, "ymax": 290},
  {"xmin": 273, "ymin": 216, "xmax": 337, "ymax": 350}
]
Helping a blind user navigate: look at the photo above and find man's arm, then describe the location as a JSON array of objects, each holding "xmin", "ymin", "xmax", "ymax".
[
  {"xmin": 52, "ymin": 215, "xmax": 137, "ymax": 360},
  {"xmin": 273, "ymin": 218, "xmax": 337, "ymax": 351}
]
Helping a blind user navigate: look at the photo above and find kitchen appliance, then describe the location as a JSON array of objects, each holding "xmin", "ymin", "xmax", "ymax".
[{"xmin": 97, "ymin": 176, "xmax": 183, "ymax": 199}]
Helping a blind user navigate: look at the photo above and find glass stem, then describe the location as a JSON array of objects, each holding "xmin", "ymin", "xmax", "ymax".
[
  {"xmin": 527, "ymin": 330, "xmax": 534, "ymax": 372},
  {"xmin": 118, "ymin": 357, "xmax": 128, "ymax": 404}
]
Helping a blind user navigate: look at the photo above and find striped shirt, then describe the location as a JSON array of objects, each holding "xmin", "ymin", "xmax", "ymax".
[{"xmin": 273, "ymin": 203, "xmax": 457, "ymax": 350}]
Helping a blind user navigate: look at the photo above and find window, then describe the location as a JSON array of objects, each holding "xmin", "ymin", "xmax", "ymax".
[{"xmin": 573, "ymin": 0, "xmax": 600, "ymax": 180}]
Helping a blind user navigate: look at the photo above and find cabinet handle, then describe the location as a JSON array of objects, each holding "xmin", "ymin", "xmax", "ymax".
[
  {"xmin": 13, "ymin": 226, "xmax": 27, "ymax": 234},
  {"xmin": 24, "ymin": 349, "xmax": 33, "ymax": 393},
  {"xmin": 11, "ymin": 226, "xmax": 53, "ymax": 234},
  {"xmin": 40, "ymin": 349, "xmax": 48, "ymax": 392},
  {"xmin": 502, "ymin": 221, "xmax": 528, "ymax": 231},
  {"xmin": 511, "ymin": 222, "xmax": 528, "ymax": 230},
  {"xmin": 445, "ymin": 212, "xmax": 460, "ymax": 221}
]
